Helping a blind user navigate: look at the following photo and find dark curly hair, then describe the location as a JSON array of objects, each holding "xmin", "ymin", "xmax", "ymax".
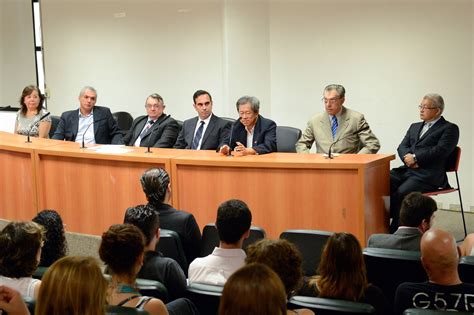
[
  {"xmin": 140, "ymin": 168, "xmax": 170, "ymax": 205},
  {"xmin": 32, "ymin": 209, "xmax": 68, "ymax": 267},
  {"xmin": 0, "ymin": 221, "xmax": 44, "ymax": 277},
  {"xmin": 19, "ymin": 85, "xmax": 45, "ymax": 116},
  {"xmin": 245, "ymin": 239, "xmax": 303, "ymax": 297}
]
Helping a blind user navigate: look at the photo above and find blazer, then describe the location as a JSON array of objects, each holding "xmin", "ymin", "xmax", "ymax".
[
  {"xmin": 220, "ymin": 114, "xmax": 277, "ymax": 154},
  {"xmin": 396, "ymin": 116, "xmax": 459, "ymax": 188},
  {"xmin": 174, "ymin": 114, "xmax": 231, "ymax": 150},
  {"xmin": 367, "ymin": 227, "xmax": 422, "ymax": 251},
  {"xmin": 123, "ymin": 114, "xmax": 179, "ymax": 148},
  {"xmin": 52, "ymin": 106, "xmax": 123, "ymax": 144},
  {"xmin": 295, "ymin": 106, "xmax": 380, "ymax": 154}
]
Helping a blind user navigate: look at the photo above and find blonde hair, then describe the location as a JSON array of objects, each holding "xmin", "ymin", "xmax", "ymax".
[{"xmin": 36, "ymin": 256, "xmax": 107, "ymax": 315}]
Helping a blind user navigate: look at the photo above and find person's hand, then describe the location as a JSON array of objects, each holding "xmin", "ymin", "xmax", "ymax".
[
  {"xmin": 0, "ymin": 286, "xmax": 30, "ymax": 315},
  {"xmin": 403, "ymin": 153, "xmax": 416, "ymax": 167},
  {"xmin": 219, "ymin": 145, "xmax": 230, "ymax": 155},
  {"xmin": 233, "ymin": 142, "xmax": 247, "ymax": 156}
]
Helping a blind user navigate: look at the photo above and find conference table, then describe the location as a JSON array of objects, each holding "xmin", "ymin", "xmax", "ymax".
[{"xmin": 0, "ymin": 131, "xmax": 394, "ymax": 245}]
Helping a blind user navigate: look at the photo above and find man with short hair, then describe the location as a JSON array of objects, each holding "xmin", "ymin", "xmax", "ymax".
[
  {"xmin": 390, "ymin": 93, "xmax": 459, "ymax": 232},
  {"xmin": 296, "ymin": 84, "xmax": 380, "ymax": 154},
  {"xmin": 174, "ymin": 90, "xmax": 231, "ymax": 150},
  {"xmin": 52, "ymin": 86, "xmax": 123, "ymax": 144},
  {"xmin": 219, "ymin": 95, "xmax": 276, "ymax": 155},
  {"xmin": 124, "ymin": 204, "xmax": 187, "ymax": 301},
  {"xmin": 123, "ymin": 93, "xmax": 179, "ymax": 148},
  {"xmin": 188, "ymin": 199, "xmax": 251, "ymax": 285},
  {"xmin": 394, "ymin": 228, "xmax": 474, "ymax": 314},
  {"xmin": 368, "ymin": 192, "xmax": 437, "ymax": 251}
]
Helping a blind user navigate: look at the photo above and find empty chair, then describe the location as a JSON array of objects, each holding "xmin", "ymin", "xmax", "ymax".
[
  {"xmin": 186, "ymin": 282, "xmax": 223, "ymax": 315},
  {"xmin": 106, "ymin": 305, "xmax": 150, "ymax": 314},
  {"xmin": 175, "ymin": 119, "xmax": 183, "ymax": 134},
  {"xmin": 112, "ymin": 111, "xmax": 133, "ymax": 136},
  {"xmin": 276, "ymin": 126, "xmax": 302, "ymax": 153},
  {"xmin": 155, "ymin": 229, "xmax": 188, "ymax": 275},
  {"xmin": 280, "ymin": 229, "xmax": 333, "ymax": 276},
  {"xmin": 458, "ymin": 255, "xmax": 474, "ymax": 283},
  {"xmin": 288, "ymin": 296, "xmax": 375, "ymax": 315},
  {"xmin": 48, "ymin": 115, "xmax": 60, "ymax": 138}
]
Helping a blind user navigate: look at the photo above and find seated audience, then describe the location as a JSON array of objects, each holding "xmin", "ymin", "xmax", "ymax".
[
  {"xmin": 300, "ymin": 232, "xmax": 389, "ymax": 315},
  {"xmin": 99, "ymin": 224, "xmax": 168, "ymax": 315},
  {"xmin": 140, "ymin": 167, "xmax": 201, "ymax": 264},
  {"xmin": 188, "ymin": 199, "xmax": 251, "ymax": 285},
  {"xmin": 245, "ymin": 239, "xmax": 314, "ymax": 315},
  {"xmin": 35, "ymin": 256, "xmax": 108, "ymax": 315},
  {"xmin": 32, "ymin": 209, "xmax": 68, "ymax": 267},
  {"xmin": 0, "ymin": 285, "xmax": 30, "ymax": 315},
  {"xmin": 394, "ymin": 228, "xmax": 474, "ymax": 314},
  {"xmin": 0, "ymin": 221, "xmax": 44, "ymax": 299},
  {"xmin": 219, "ymin": 263, "xmax": 287, "ymax": 315},
  {"xmin": 368, "ymin": 192, "xmax": 437, "ymax": 251},
  {"xmin": 124, "ymin": 204, "xmax": 187, "ymax": 301},
  {"xmin": 460, "ymin": 233, "xmax": 474, "ymax": 256},
  {"xmin": 15, "ymin": 85, "xmax": 51, "ymax": 138}
]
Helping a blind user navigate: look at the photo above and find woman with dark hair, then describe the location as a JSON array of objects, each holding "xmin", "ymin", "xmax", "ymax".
[
  {"xmin": 15, "ymin": 85, "xmax": 51, "ymax": 138},
  {"xmin": 302, "ymin": 232, "xmax": 389, "ymax": 314},
  {"xmin": 0, "ymin": 221, "xmax": 44, "ymax": 298},
  {"xmin": 32, "ymin": 209, "xmax": 68, "ymax": 267}
]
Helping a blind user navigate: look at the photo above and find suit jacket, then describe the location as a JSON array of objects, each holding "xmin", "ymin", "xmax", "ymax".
[
  {"xmin": 396, "ymin": 116, "xmax": 459, "ymax": 188},
  {"xmin": 123, "ymin": 114, "xmax": 179, "ymax": 148},
  {"xmin": 367, "ymin": 227, "xmax": 422, "ymax": 251},
  {"xmin": 295, "ymin": 107, "xmax": 380, "ymax": 154},
  {"xmin": 220, "ymin": 115, "xmax": 277, "ymax": 154},
  {"xmin": 174, "ymin": 114, "xmax": 231, "ymax": 150},
  {"xmin": 52, "ymin": 106, "xmax": 123, "ymax": 144}
]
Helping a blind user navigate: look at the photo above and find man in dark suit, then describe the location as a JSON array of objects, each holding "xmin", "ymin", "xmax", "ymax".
[
  {"xmin": 368, "ymin": 192, "xmax": 437, "ymax": 251},
  {"xmin": 219, "ymin": 95, "xmax": 276, "ymax": 156},
  {"xmin": 174, "ymin": 90, "xmax": 231, "ymax": 150},
  {"xmin": 52, "ymin": 86, "xmax": 123, "ymax": 144},
  {"xmin": 123, "ymin": 93, "xmax": 179, "ymax": 148},
  {"xmin": 390, "ymin": 93, "xmax": 459, "ymax": 232}
]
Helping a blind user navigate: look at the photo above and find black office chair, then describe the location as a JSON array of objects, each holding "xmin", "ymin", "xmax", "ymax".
[
  {"xmin": 48, "ymin": 115, "xmax": 61, "ymax": 138},
  {"xmin": 33, "ymin": 266, "xmax": 48, "ymax": 279},
  {"xmin": 288, "ymin": 296, "xmax": 375, "ymax": 315},
  {"xmin": 186, "ymin": 282, "xmax": 223, "ymax": 315},
  {"xmin": 280, "ymin": 229, "xmax": 333, "ymax": 276},
  {"xmin": 221, "ymin": 117, "xmax": 236, "ymax": 123},
  {"xmin": 112, "ymin": 111, "xmax": 134, "ymax": 136},
  {"xmin": 136, "ymin": 278, "xmax": 169, "ymax": 303},
  {"xmin": 106, "ymin": 305, "xmax": 149, "ymax": 314},
  {"xmin": 155, "ymin": 229, "xmax": 188, "ymax": 275},
  {"xmin": 459, "ymin": 255, "xmax": 474, "ymax": 283},
  {"xmin": 276, "ymin": 126, "xmax": 302, "ymax": 153},
  {"xmin": 200, "ymin": 223, "xmax": 266, "ymax": 257},
  {"xmin": 363, "ymin": 247, "xmax": 427, "ymax": 306},
  {"xmin": 403, "ymin": 308, "xmax": 474, "ymax": 315}
]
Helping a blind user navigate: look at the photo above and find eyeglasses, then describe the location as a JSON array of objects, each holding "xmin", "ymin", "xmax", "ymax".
[
  {"xmin": 418, "ymin": 105, "xmax": 437, "ymax": 110},
  {"xmin": 146, "ymin": 104, "xmax": 164, "ymax": 109},
  {"xmin": 322, "ymin": 97, "xmax": 341, "ymax": 104}
]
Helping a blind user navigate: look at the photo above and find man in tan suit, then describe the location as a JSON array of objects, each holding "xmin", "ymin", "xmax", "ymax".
[{"xmin": 296, "ymin": 84, "xmax": 380, "ymax": 154}]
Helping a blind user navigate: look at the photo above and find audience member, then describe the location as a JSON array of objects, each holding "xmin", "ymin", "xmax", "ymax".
[
  {"xmin": 123, "ymin": 93, "xmax": 179, "ymax": 148},
  {"xmin": 0, "ymin": 285, "xmax": 30, "ymax": 315},
  {"xmin": 459, "ymin": 233, "xmax": 474, "ymax": 256},
  {"xmin": 174, "ymin": 89, "xmax": 231, "ymax": 150},
  {"xmin": 15, "ymin": 85, "xmax": 51, "ymax": 138},
  {"xmin": 0, "ymin": 221, "xmax": 44, "ymax": 299},
  {"xmin": 124, "ymin": 204, "xmax": 187, "ymax": 301},
  {"xmin": 219, "ymin": 263, "xmax": 287, "ymax": 315},
  {"xmin": 296, "ymin": 84, "xmax": 380, "ymax": 154},
  {"xmin": 300, "ymin": 232, "xmax": 389, "ymax": 315},
  {"xmin": 368, "ymin": 192, "xmax": 437, "ymax": 251},
  {"xmin": 35, "ymin": 256, "xmax": 107, "ymax": 315},
  {"xmin": 140, "ymin": 167, "xmax": 201, "ymax": 264},
  {"xmin": 32, "ymin": 209, "xmax": 68, "ymax": 267},
  {"xmin": 188, "ymin": 199, "xmax": 251, "ymax": 285},
  {"xmin": 394, "ymin": 228, "xmax": 474, "ymax": 314}
]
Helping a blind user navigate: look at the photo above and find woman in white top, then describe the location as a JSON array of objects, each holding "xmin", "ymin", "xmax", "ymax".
[
  {"xmin": 15, "ymin": 85, "xmax": 51, "ymax": 138},
  {"xmin": 0, "ymin": 221, "xmax": 44, "ymax": 299}
]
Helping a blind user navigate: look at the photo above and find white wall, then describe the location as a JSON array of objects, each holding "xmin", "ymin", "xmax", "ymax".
[{"xmin": 40, "ymin": 0, "xmax": 473, "ymax": 209}]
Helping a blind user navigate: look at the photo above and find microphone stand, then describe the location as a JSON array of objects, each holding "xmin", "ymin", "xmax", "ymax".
[
  {"xmin": 144, "ymin": 120, "xmax": 158, "ymax": 153},
  {"xmin": 26, "ymin": 112, "xmax": 51, "ymax": 143},
  {"xmin": 81, "ymin": 120, "xmax": 95, "ymax": 149},
  {"xmin": 325, "ymin": 125, "xmax": 371, "ymax": 159}
]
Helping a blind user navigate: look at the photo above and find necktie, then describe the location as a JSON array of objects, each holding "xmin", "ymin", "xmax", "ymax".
[
  {"xmin": 140, "ymin": 120, "xmax": 154, "ymax": 138},
  {"xmin": 191, "ymin": 121, "xmax": 205, "ymax": 150},
  {"xmin": 420, "ymin": 122, "xmax": 432, "ymax": 138},
  {"xmin": 331, "ymin": 116, "xmax": 338, "ymax": 139}
]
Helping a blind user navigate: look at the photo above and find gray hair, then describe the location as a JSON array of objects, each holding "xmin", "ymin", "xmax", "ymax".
[
  {"xmin": 423, "ymin": 93, "xmax": 444, "ymax": 113},
  {"xmin": 236, "ymin": 95, "xmax": 260, "ymax": 113},
  {"xmin": 79, "ymin": 86, "xmax": 97, "ymax": 98},
  {"xmin": 324, "ymin": 84, "xmax": 346, "ymax": 98},
  {"xmin": 147, "ymin": 93, "xmax": 164, "ymax": 103}
]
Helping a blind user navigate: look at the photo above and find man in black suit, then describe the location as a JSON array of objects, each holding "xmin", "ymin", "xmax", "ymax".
[
  {"xmin": 219, "ymin": 95, "xmax": 277, "ymax": 156},
  {"xmin": 52, "ymin": 86, "xmax": 123, "ymax": 144},
  {"xmin": 174, "ymin": 90, "xmax": 231, "ymax": 150},
  {"xmin": 123, "ymin": 93, "xmax": 179, "ymax": 148},
  {"xmin": 390, "ymin": 93, "xmax": 459, "ymax": 232}
]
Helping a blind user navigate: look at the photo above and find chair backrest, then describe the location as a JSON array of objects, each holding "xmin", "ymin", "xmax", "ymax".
[
  {"xmin": 175, "ymin": 119, "xmax": 184, "ymax": 134},
  {"xmin": 136, "ymin": 278, "xmax": 169, "ymax": 303},
  {"xmin": 458, "ymin": 255, "xmax": 474, "ymax": 283},
  {"xmin": 288, "ymin": 296, "xmax": 375, "ymax": 315},
  {"xmin": 403, "ymin": 308, "xmax": 474, "ymax": 315},
  {"xmin": 33, "ymin": 266, "xmax": 48, "ymax": 279},
  {"xmin": 186, "ymin": 282, "xmax": 223, "ymax": 315},
  {"xmin": 48, "ymin": 115, "xmax": 61, "ymax": 138},
  {"xmin": 363, "ymin": 248, "xmax": 427, "ymax": 305},
  {"xmin": 155, "ymin": 229, "xmax": 188, "ymax": 274},
  {"xmin": 112, "ymin": 111, "xmax": 134, "ymax": 135},
  {"xmin": 445, "ymin": 146, "xmax": 461, "ymax": 172},
  {"xmin": 23, "ymin": 296, "xmax": 36, "ymax": 315},
  {"xmin": 221, "ymin": 117, "xmax": 236, "ymax": 123},
  {"xmin": 276, "ymin": 126, "xmax": 302, "ymax": 153},
  {"xmin": 280, "ymin": 229, "xmax": 333, "ymax": 276},
  {"xmin": 106, "ymin": 305, "xmax": 150, "ymax": 314}
]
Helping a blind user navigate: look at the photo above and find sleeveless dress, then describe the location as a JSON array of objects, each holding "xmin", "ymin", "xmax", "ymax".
[{"xmin": 15, "ymin": 108, "xmax": 51, "ymax": 137}]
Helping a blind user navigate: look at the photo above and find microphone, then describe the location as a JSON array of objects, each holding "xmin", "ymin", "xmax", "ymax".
[
  {"xmin": 26, "ymin": 112, "xmax": 50, "ymax": 143},
  {"xmin": 81, "ymin": 117, "xmax": 106, "ymax": 148},
  {"xmin": 326, "ymin": 124, "xmax": 370, "ymax": 159},
  {"xmin": 144, "ymin": 115, "xmax": 170, "ymax": 153},
  {"xmin": 217, "ymin": 119, "xmax": 238, "ymax": 156}
]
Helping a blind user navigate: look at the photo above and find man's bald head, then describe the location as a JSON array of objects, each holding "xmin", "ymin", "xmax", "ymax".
[{"xmin": 421, "ymin": 228, "xmax": 459, "ymax": 272}]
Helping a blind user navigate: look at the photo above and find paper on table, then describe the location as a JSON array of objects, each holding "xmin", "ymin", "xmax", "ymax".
[{"xmin": 87, "ymin": 145, "xmax": 134, "ymax": 154}]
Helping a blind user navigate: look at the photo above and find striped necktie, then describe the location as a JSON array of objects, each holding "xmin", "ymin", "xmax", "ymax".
[
  {"xmin": 331, "ymin": 116, "xmax": 338, "ymax": 139},
  {"xmin": 191, "ymin": 121, "xmax": 205, "ymax": 150}
]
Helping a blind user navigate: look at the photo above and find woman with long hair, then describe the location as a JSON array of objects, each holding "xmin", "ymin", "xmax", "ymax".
[{"xmin": 15, "ymin": 85, "xmax": 51, "ymax": 138}]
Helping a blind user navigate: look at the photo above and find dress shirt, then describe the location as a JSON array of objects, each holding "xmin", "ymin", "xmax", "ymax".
[
  {"xmin": 76, "ymin": 110, "xmax": 95, "ymax": 144},
  {"xmin": 193, "ymin": 114, "xmax": 212, "ymax": 150}
]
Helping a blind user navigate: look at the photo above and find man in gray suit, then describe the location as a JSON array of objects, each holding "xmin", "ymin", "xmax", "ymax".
[
  {"xmin": 296, "ymin": 84, "xmax": 380, "ymax": 154},
  {"xmin": 174, "ymin": 90, "xmax": 231, "ymax": 150},
  {"xmin": 368, "ymin": 192, "xmax": 437, "ymax": 251}
]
